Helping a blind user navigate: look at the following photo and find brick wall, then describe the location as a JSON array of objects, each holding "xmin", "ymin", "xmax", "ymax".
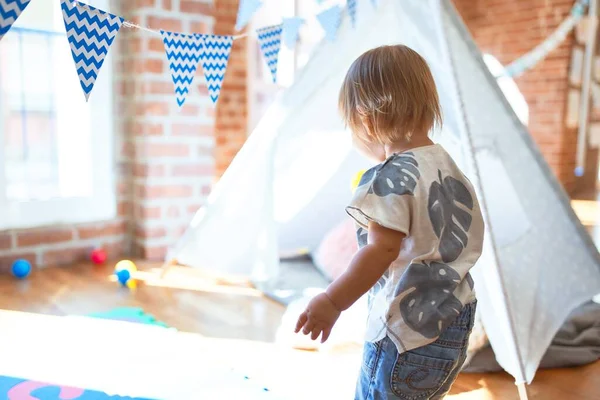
[
  {"xmin": 116, "ymin": 0, "xmax": 217, "ymax": 261},
  {"xmin": 454, "ymin": 0, "xmax": 596, "ymax": 193},
  {"xmin": 0, "ymin": 0, "xmax": 247, "ymax": 271},
  {"xmin": 213, "ymin": 0, "xmax": 248, "ymax": 178}
]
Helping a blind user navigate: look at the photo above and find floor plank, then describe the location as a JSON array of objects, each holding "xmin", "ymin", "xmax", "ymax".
[{"xmin": 0, "ymin": 260, "xmax": 598, "ymax": 399}]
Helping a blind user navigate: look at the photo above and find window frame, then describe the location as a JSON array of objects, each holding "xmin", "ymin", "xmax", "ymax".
[{"xmin": 0, "ymin": 0, "xmax": 116, "ymax": 230}]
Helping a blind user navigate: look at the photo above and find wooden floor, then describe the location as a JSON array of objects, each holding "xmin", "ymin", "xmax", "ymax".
[{"xmin": 1, "ymin": 261, "xmax": 598, "ymax": 400}]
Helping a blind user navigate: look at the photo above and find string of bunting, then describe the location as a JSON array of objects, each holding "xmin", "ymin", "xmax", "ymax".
[
  {"xmin": 0, "ymin": 0, "xmax": 356, "ymax": 106},
  {"xmin": 0, "ymin": 0, "xmax": 591, "ymax": 107}
]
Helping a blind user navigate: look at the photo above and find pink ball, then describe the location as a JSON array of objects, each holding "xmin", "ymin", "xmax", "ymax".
[{"xmin": 91, "ymin": 248, "xmax": 107, "ymax": 265}]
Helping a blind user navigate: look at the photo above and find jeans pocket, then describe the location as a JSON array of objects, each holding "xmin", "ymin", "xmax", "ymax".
[
  {"xmin": 390, "ymin": 351, "xmax": 454, "ymax": 399},
  {"xmin": 362, "ymin": 340, "xmax": 380, "ymax": 376}
]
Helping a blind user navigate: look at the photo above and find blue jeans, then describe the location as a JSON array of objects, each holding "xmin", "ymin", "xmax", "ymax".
[{"xmin": 355, "ymin": 302, "xmax": 476, "ymax": 400}]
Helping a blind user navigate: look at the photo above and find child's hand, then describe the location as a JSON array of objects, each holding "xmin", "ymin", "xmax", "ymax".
[{"xmin": 294, "ymin": 293, "xmax": 341, "ymax": 343}]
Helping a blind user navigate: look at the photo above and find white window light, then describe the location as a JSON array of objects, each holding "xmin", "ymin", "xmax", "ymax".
[{"xmin": 0, "ymin": 0, "xmax": 115, "ymax": 229}]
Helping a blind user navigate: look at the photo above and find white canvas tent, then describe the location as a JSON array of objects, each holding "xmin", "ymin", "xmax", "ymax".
[{"xmin": 168, "ymin": 0, "xmax": 600, "ymax": 392}]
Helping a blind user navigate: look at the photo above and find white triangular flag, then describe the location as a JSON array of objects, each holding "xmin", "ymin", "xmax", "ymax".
[
  {"xmin": 0, "ymin": 0, "xmax": 31, "ymax": 42},
  {"xmin": 348, "ymin": 0, "xmax": 357, "ymax": 28},
  {"xmin": 61, "ymin": 0, "xmax": 123, "ymax": 101},
  {"xmin": 317, "ymin": 5, "xmax": 342, "ymax": 42},
  {"xmin": 257, "ymin": 25, "xmax": 283, "ymax": 83},
  {"xmin": 235, "ymin": 0, "xmax": 262, "ymax": 32},
  {"xmin": 161, "ymin": 30, "xmax": 203, "ymax": 107},
  {"xmin": 282, "ymin": 17, "xmax": 304, "ymax": 49},
  {"xmin": 198, "ymin": 34, "xmax": 234, "ymax": 104}
]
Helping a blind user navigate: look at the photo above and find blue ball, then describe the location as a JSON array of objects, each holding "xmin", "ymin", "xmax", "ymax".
[
  {"xmin": 116, "ymin": 269, "xmax": 131, "ymax": 286},
  {"xmin": 575, "ymin": 166, "xmax": 585, "ymax": 177},
  {"xmin": 11, "ymin": 259, "xmax": 31, "ymax": 279}
]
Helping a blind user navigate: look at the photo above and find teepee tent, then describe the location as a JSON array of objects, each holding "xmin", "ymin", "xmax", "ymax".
[{"xmin": 168, "ymin": 0, "xmax": 600, "ymax": 392}]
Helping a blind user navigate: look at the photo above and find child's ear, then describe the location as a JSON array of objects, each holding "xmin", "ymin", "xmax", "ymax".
[{"xmin": 359, "ymin": 115, "xmax": 376, "ymax": 140}]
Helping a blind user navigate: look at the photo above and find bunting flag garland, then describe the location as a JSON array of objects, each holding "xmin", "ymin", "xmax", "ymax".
[
  {"xmin": 257, "ymin": 25, "xmax": 283, "ymax": 83},
  {"xmin": 348, "ymin": 0, "xmax": 357, "ymax": 28},
  {"xmin": 281, "ymin": 17, "xmax": 304, "ymax": 50},
  {"xmin": 198, "ymin": 34, "xmax": 233, "ymax": 104},
  {"xmin": 235, "ymin": 0, "xmax": 262, "ymax": 32},
  {"xmin": 61, "ymin": 0, "xmax": 123, "ymax": 101},
  {"xmin": 0, "ymin": 0, "xmax": 31, "ymax": 42},
  {"xmin": 161, "ymin": 30, "xmax": 204, "ymax": 107},
  {"xmin": 317, "ymin": 5, "xmax": 342, "ymax": 42}
]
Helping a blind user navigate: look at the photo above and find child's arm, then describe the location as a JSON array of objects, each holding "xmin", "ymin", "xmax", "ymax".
[{"xmin": 295, "ymin": 221, "xmax": 405, "ymax": 343}]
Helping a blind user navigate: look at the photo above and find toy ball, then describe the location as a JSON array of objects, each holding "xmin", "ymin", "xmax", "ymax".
[
  {"xmin": 115, "ymin": 260, "xmax": 137, "ymax": 289},
  {"xmin": 351, "ymin": 170, "xmax": 366, "ymax": 192},
  {"xmin": 115, "ymin": 259, "xmax": 137, "ymax": 273},
  {"xmin": 116, "ymin": 269, "xmax": 131, "ymax": 286},
  {"xmin": 11, "ymin": 259, "xmax": 31, "ymax": 279},
  {"xmin": 90, "ymin": 248, "xmax": 107, "ymax": 265}
]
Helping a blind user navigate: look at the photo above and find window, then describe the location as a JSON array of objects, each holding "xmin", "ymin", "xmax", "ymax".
[{"xmin": 0, "ymin": 0, "xmax": 115, "ymax": 229}]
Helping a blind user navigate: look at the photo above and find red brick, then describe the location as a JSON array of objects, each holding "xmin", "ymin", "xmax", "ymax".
[
  {"xmin": 138, "ymin": 143, "xmax": 190, "ymax": 158},
  {"xmin": 17, "ymin": 228, "xmax": 73, "ymax": 247},
  {"xmin": 121, "ymin": 142, "xmax": 134, "ymax": 158},
  {"xmin": 137, "ymin": 185, "xmax": 194, "ymax": 199},
  {"xmin": 133, "ymin": 163, "xmax": 166, "ymax": 178},
  {"xmin": 104, "ymin": 241, "xmax": 125, "ymax": 260},
  {"xmin": 190, "ymin": 21, "xmax": 209, "ymax": 34},
  {"xmin": 163, "ymin": 0, "xmax": 173, "ymax": 10},
  {"xmin": 147, "ymin": 16, "xmax": 182, "ymax": 32},
  {"xmin": 142, "ymin": 245, "xmax": 168, "ymax": 261},
  {"xmin": 136, "ymin": 205, "xmax": 162, "ymax": 220},
  {"xmin": 172, "ymin": 164, "xmax": 213, "ymax": 176},
  {"xmin": 0, "ymin": 233, "xmax": 12, "ymax": 250},
  {"xmin": 167, "ymin": 206, "xmax": 180, "ymax": 218},
  {"xmin": 136, "ymin": 58, "xmax": 164, "ymax": 74},
  {"xmin": 181, "ymin": 1, "xmax": 214, "ymax": 15},
  {"xmin": 187, "ymin": 203, "xmax": 202, "ymax": 215},
  {"xmin": 172, "ymin": 123, "xmax": 213, "ymax": 136},
  {"xmin": 143, "ymin": 81, "xmax": 174, "ymax": 95},
  {"xmin": 132, "ymin": 122, "xmax": 164, "ymax": 136},
  {"xmin": 42, "ymin": 246, "xmax": 89, "ymax": 267},
  {"xmin": 135, "ymin": 224, "xmax": 167, "ymax": 239},
  {"xmin": 0, "ymin": 252, "xmax": 36, "ymax": 274},
  {"xmin": 149, "ymin": 38, "xmax": 165, "ymax": 52},
  {"xmin": 118, "ymin": 201, "xmax": 131, "ymax": 217},
  {"xmin": 77, "ymin": 221, "xmax": 126, "ymax": 240},
  {"xmin": 181, "ymin": 104, "xmax": 202, "ymax": 117},
  {"xmin": 136, "ymin": 102, "xmax": 170, "ymax": 117}
]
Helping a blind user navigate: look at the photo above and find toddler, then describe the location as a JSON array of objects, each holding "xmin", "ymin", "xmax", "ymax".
[{"xmin": 295, "ymin": 45, "xmax": 484, "ymax": 399}]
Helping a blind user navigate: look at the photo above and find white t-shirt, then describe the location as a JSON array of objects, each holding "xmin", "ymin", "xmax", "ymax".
[{"xmin": 346, "ymin": 144, "xmax": 484, "ymax": 353}]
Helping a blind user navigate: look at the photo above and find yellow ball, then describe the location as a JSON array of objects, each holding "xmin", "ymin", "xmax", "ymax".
[
  {"xmin": 115, "ymin": 259, "xmax": 137, "ymax": 273},
  {"xmin": 351, "ymin": 170, "xmax": 366, "ymax": 192}
]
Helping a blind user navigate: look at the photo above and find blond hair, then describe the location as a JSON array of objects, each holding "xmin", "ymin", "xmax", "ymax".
[{"xmin": 339, "ymin": 45, "xmax": 442, "ymax": 144}]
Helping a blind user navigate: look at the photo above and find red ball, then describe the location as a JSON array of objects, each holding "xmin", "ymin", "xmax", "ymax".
[{"xmin": 91, "ymin": 248, "xmax": 107, "ymax": 265}]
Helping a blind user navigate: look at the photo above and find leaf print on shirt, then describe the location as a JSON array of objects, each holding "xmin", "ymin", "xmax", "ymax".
[
  {"xmin": 394, "ymin": 261, "xmax": 463, "ymax": 338},
  {"xmin": 368, "ymin": 153, "xmax": 420, "ymax": 197},
  {"xmin": 356, "ymin": 227, "xmax": 368, "ymax": 248},
  {"xmin": 428, "ymin": 170, "xmax": 474, "ymax": 263}
]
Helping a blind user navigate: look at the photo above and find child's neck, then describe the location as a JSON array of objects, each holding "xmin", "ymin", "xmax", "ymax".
[{"xmin": 384, "ymin": 135, "xmax": 434, "ymax": 158}]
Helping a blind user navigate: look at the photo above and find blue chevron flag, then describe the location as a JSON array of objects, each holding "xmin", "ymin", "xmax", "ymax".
[
  {"xmin": 61, "ymin": 0, "xmax": 123, "ymax": 101},
  {"xmin": 0, "ymin": 0, "xmax": 31, "ymax": 42},
  {"xmin": 281, "ymin": 17, "xmax": 303, "ymax": 50},
  {"xmin": 235, "ymin": 0, "xmax": 262, "ymax": 32},
  {"xmin": 317, "ymin": 5, "xmax": 341, "ymax": 42},
  {"xmin": 348, "ymin": 0, "xmax": 357, "ymax": 28},
  {"xmin": 198, "ymin": 34, "xmax": 233, "ymax": 104},
  {"xmin": 161, "ymin": 30, "xmax": 203, "ymax": 107},
  {"xmin": 370, "ymin": 0, "xmax": 379, "ymax": 8},
  {"xmin": 256, "ymin": 24, "xmax": 282, "ymax": 83}
]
